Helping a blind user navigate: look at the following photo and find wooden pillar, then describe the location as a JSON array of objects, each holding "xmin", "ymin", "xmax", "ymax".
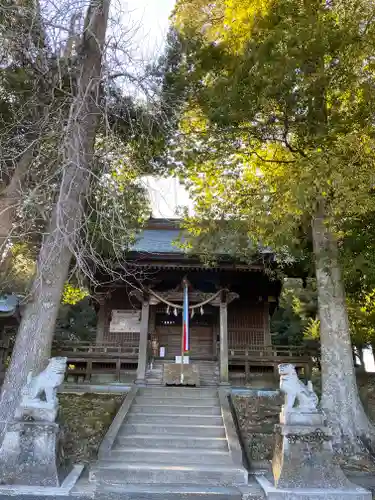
[
  {"xmin": 95, "ymin": 294, "xmax": 107, "ymax": 344},
  {"xmin": 264, "ymin": 301, "xmax": 272, "ymax": 346},
  {"xmin": 219, "ymin": 292, "xmax": 229, "ymax": 385},
  {"xmin": 136, "ymin": 298, "xmax": 150, "ymax": 384}
]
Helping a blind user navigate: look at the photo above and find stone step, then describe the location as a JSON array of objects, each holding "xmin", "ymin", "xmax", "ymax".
[
  {"xmin": 135, "ymin": 396, "xmax": 219, "ymax": 406},
  {"xmin": 139, "ymin": 388, "xmax": 218, "ymax": 397},
  {"xmin": 91, "ymin": 462, "xmax": 248, "ymax": 486},
  {"xmin": 126, "ymin": 413, "xmax": 224, "ymax": 426},
  {"xmin": 118, "ymin": 423, "xmax": 226, "ymax": 437},
  {"xmin": 94, "ymin": 483, "xmax": 246, "ymax": 499},
  {"xmin": 115, "ymin": 435, "xmax": 228, "ymax": 450},
  {"xmin": 106, "ymin": 450, "xmax": 233, "ymax": 465},
  {"xmin": 131, "ymin": 404, "xmax": 221, "ymax": 415}
]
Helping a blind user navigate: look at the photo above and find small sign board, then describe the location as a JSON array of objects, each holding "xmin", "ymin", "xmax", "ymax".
[
  {"xmin": 160, "ymin": 347, "xmax": 165, "ymax": 358},
  {"xmin": 109, "ymin": 310, "xmax": 141, "ymax": 333},
  {"xmin": 175, "ymin": 356, "xmax": 190, "ymax": 364}
]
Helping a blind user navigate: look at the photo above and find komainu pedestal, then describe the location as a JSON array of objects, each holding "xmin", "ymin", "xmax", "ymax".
[
  {"xmin": 0, "ymin": 420, "xmax": 61, "ymax": 486},
  {"xmin": 273, "ymin": 416, "xmax": 353, "ymax": 489},
  {"xmin": 0, "ymin": 357, "xmax": 67, "ymax": 486},
  {"xmin": 256, "ymin": 363, "xmax": 371, "ymax": 500}
]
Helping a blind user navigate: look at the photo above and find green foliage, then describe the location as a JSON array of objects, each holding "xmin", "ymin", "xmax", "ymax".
[
  {"xmin": 55, "ymin": 298, "xmax": 97, "ymax": 342},
  {"xmin": 85, "ymin": 136, "xmax": 150, "ymax": 262},
  {"xmin": 303, "ymin": 318, "xmax": 321, "ymax": 341},
  {"xmin": 165, "ymin": 1, "xmax": 375, "ymax": 368},
  {"xmin": 61, "ymin": 285, "xmax": 89, "ymax": 306},
  {"xmin": 271, "ymin": 278, "xmax": 318, "ymax": 345},
  {"xmin": 0, "ymin": 244, "xmax": 36, "ymax": 295},
  {"xmin": 340, "ymin": 213, "xmax": 375, "ymax": 299},
  {"xmin": 347, "ymin": 290, "xmax": 375, "ymax": 349},
  {"xmin": 166, "ymin": 0, "xmax": 375, "ymax": 253}
]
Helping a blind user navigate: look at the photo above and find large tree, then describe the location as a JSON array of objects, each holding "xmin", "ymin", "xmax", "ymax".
[
  {"xmin": 0, "ymin": 0, "xmax": 166, "ymax": 436},
  {"xmin": 167, "ymin": 0, "xmax": 375, "ymax": 447},
  {"xmin": 0, "ymin": 1, "xmax": 80, "ymax": 264},
  {"xmin": 0, "ymin": 0, "xmax": 112, "ymax": 434}
]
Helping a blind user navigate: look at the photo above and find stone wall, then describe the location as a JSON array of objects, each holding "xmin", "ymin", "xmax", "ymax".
[{"xmin": 232, "ymin": 373, "xmax": 375, "ymax": 475}]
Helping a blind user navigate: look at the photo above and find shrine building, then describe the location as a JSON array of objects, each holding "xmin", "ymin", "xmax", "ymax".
[{"xmin": 69, "ymin": 217, "xmax": 310, "ymax": 387}]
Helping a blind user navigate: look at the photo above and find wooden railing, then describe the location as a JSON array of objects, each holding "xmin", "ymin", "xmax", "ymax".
[
  {"xmin": 52, "ymin": 340, "xmax": 139, "ymax": 356},
  {"xmin": 228, "ymin": 344, "xmax": 317, "ymax": 382},
  {"xmin": 52, "ymin": 341, "xmax": 139, "ymax": 383},
  {"xmin": 0, "ymin": 339, "xmax": 317, "ymax": 385},
  {"xmin": 228, "ymin": 345, "xmax": 317, "ymax": 358}
]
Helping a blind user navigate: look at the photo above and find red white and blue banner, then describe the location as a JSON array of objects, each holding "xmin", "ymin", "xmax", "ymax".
[{"xmin": 183, "ymin": 280, "xmax": 190, "ymax": 353}]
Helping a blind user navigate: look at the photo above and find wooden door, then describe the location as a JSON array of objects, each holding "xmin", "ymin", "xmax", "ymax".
[
  {"xmin": 156, "ymin": 325, "xmax": 213, "ymax": 359},
  {"xmin": 190, "ymin": 326, "xmax": 213, "ymax": 359},
  {"xmin": 156, "ymin": 326, "xmax": 181, "ymax": 359}
]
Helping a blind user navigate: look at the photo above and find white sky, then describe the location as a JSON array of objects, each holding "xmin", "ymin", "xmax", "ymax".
[
  {"xmin": 126, "ymin": 0, "xmax": 176, "ymax": 62},
  {"xmin": 121, "ymin": 0, "xmax": 191, "ymax": 218}
]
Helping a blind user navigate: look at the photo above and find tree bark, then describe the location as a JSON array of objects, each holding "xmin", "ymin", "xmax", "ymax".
[
  {"xmin": 0, "ymin": 0, "xmax": 110, "ymax": 436},
  {"xmin": 311, "ymin": 211, "xmax": 375, "ymax": 447}
]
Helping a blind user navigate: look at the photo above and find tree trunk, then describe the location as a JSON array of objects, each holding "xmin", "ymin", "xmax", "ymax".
[
  {"xmin": 0, "ymin": 0, "xmax": 110, "ymax": 436},
  {"xmin": 311, "ymin": 212, "xmax": 375, "ymax": 447}
]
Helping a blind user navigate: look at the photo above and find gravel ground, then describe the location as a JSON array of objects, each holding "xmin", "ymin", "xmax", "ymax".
[{"xmin": 59, "ymin": 393, "xmax": 125, "ymax": 465}]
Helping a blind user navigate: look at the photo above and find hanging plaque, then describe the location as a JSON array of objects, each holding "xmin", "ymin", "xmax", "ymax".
[{"xmin": 109, "ymin": 310, "xmax": 141, "ymax": 333}]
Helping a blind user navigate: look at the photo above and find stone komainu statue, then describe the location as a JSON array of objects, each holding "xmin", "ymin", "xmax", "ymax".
[
  {"xmin": 20, "ymin": 357, "xmax": 68, "ymax": 406},
  {"xmin": 278, "ymin": 363, "xmax": 318, "ymax": 411}
]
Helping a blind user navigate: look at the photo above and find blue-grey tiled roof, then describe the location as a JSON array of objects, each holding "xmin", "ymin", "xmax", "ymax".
[{"xmin": 131, "ymin": 229, "xmax": 185, "ymax": 254}]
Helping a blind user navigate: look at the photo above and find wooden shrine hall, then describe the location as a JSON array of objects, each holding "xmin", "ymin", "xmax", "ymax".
[{"xmin": 56, "ymin": 219, "xmax": 314, "ymax": 386}]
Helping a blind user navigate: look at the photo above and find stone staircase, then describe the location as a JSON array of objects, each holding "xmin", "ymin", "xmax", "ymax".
[
  {"xmin": 145, "ymin": 360, "xmax": 163, "ymax": 385},
  {"xmin": 91, "ymin": 386, "xmax": 253, "ymax": 498},
  {"xmin": 145, "ymin": 360, "xmax": 219, "ymax": 386}
]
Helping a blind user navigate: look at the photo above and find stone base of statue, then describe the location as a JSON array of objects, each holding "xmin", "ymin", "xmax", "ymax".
[
  {"xmin": 0, "ymin": 418, "xmax": 61, "ymax": 486},
  {"xmin": 256, "ymin": 408, "xmax": 371, "ymax": 499},
  {"xmin": 14, "ymin": 399, "xmax": 58, "ymax": 423},
  {"xmin": 0, "ymin": 357, "xmax": 68, "ymax": 487}
]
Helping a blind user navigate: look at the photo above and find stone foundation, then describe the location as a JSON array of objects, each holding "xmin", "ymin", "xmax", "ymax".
[{"xmin": 0, "ymin": 420, "xmax": 61, "ymax": 486}]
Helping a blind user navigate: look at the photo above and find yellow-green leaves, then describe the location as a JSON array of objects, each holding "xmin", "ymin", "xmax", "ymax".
[
  {"xmin": 62, "ymin": 284, "xmax": 88, "ymax": 305},
  {"xmin": 170, "ymin": 0, "xmax": 375, "ymax": 254}
]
